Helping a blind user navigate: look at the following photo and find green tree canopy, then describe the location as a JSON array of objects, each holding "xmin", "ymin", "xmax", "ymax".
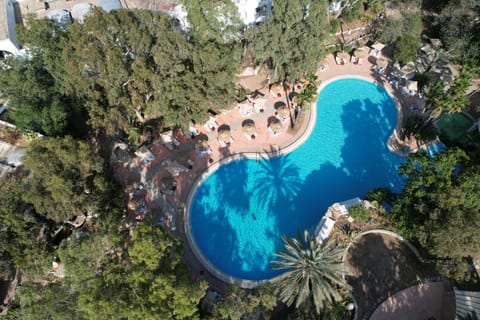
[
  {"xmin": 15, "ymin": 282, "xmax": 79, "ymax": 320},
  {"xmin": 77, "ymin": 224, "xmax": 208, "ymax": 319},
  {"xmin": 21, "ymin": 136, "xmax": 109, "ymax": 222},
  {"xmin": 431, "ymin": 0, "xmax": 480, "ymax": 65},
  {"xmin": 246, "ymin": 0, "xmax": 329, "ymax": 82},
  {"xmin": 424, "ymin": 66, "xmax": 476, "ymax": 114},
  {"xmin": 210, "ymin": 285, "xmax": 277, "ymax": 319},
  {"xmin": 64, "ymin": 9, "xmax": 239, "ymax": 143},
  {"xmin": 0, "ymin": 173, "xmax": 53, "ymax": 277},
  {"xmin": 391, "ymin": 148, "xmax": 480, "ymax": 259},
  {"xmin": 380, "ymin": 12, "xmax": 423, "ymax": 64},
  {"xmin": 3, "ymin": 9, "xmax": 240, "ymax": 144}
]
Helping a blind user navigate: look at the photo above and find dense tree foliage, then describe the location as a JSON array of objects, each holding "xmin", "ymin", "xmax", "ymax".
[
  {"xmin": 76, "ymin": 225, "xmax": 208, "ymax": 319},
  {"xmin": 380, "ymin": 12, "xmax": 423, "ymax": 64},
  {"xmin": 271, "ymin": 231, "xmax": 350, "ymax": 314},
  {"xmin": 246, "ymin": 0, "xmax": 329, "ymax": 82},
  {"xmin": 183, "ymin": 0, "xmax": 242, "ymax": 44},
  {"xmin": 429, "ymin": 0, "xmax": 480, "ymax": 66},
  {"xmin": 391, "ymin": 149, "xmax": 480, "ymax": 260},
  {"xmin": 0, "ymin": 173, "xmax": 53, "ymax": 277},
  {"xmin": 424, "ymin": 66, "xmax": 476, "ymax": 114},
  {"xmin": 3, "ymin": 9, "xmax": 240, "ymax": 144},
  {"xmin": 21, "ymin": 136, "xmax": 111, "ymax": 223},
  {"xmin": 10, "ymin": 221, "xmax": 207, "ymax": 319},
  {"xmin": 15, "ymin": 282, "xmax": 79, "ymax": 320},
  {"xmin": 209, "ymin": 285, "xmax": 277, "ymax": 319}
]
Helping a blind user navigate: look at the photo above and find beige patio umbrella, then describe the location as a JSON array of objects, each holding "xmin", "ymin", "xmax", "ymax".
[
  {"xmin": 353, "ymin": 47, "xmax": 368, "ymax": 59},
  {"xmin": 376, "ymin": 56, "xmax": 389, "ymax": 68},
  {"xmin": 217, "ymin": 125, "xmax": 232, "ymax": 143},
  {"xmin": 242, "ymin": 120, "xmax": 257, "ymax": 135},
  {"xmin": 269, "ymin": 118, "xmax": 283, "ymax": 134},
  {"xmin": 270, "ymin": 83, "xmax": 283, "ymax": 97},
  {"xmin": 406, "ymin": 80, "xmax": 418, "ymax": 93},
  {"xmin": 277, "ymin": 105, "xmax": 290, "ymax": 119},
  {"xmin": 194, "ymin": 135, "xmax": 209, "ymax": 151},
  {"xmin": 337, "ymin": 51, "xmax": 350, "ymax": 61}
]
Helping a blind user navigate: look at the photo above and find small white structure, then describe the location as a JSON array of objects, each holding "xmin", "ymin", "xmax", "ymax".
[
  {"xmin": 314, "ymin": 216, "xmax": 335, "ymax": 244},
  {"xmin": 0, "ymin": 0, "xmax": 20, "ymax": 56},
  {"xmin": 238, "ymin": 101, "xmax": 254, "ymax": 117},
  {"xmin": 71, "ymin": 3, "xmax": 94, "ymax": 23},
  {"xmin": 0, "ymin": 140, "xmax": 25, "ymax": 167},
  {"xmin": 203, "ymin": 116, "xmax": 219, "ymax": 132},
  {"xmin": 328, "ymin": 1, "xmax": 342, "ymax": 13},
  {"xmin": 47, "ymin": 9, "xmax": 72, "ymax": 27},
  {"xmin": 339, "ymin": 197, "xmax": 362, "ymax": 209},
  {"xmin": 233, "ymin": 0, "xmax": 272, "ymax": 26},
  {"xmin": 162, "ymin": 3, "xmax": 190, "ymax": 31}
]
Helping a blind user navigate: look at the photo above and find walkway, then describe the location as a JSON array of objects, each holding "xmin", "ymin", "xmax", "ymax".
[
  {"xmin": 343, "ymin": 232, "xmax": 450, "ymax": 319},
  {"xmin": 370, "ymin": 282, "xmax": 454, "ymax": 320}
]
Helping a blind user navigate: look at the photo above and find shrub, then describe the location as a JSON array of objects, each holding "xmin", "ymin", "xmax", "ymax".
[{"xmin": 349, "ymin": 204, "xmax": 371, "ymax": 222}]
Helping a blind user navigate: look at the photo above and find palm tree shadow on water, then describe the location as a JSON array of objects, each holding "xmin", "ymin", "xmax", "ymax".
[
  {"xmin": 250, "ymin": 146, "xmax": 303, "ymax": 214},
  {"xmin": 339, "ymin": 92, "xmax": 405, "ymax": 194},
  {"xmin": 190, "ymin": 158, "xmax": 252, "ymax": 275},
  {"xmin": 287, "ymin": 90, "xmax": 405, "ymax": 240}
]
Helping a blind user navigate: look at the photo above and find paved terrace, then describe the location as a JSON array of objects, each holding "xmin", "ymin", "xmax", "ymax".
[
  {"xmin": 113, "ymin": 52, "xmax": 424, "ymax": 290},
  {"xmin": 344, "ymin": 231, "xmax": 454, "ymax": 320}
]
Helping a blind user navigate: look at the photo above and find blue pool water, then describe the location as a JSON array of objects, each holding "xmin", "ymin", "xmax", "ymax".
[{"xmin": 190, "ymin": 78, "xmax": 404, "ymax": 281}]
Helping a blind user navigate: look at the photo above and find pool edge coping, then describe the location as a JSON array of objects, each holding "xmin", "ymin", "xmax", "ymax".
[{"xmin": 184, "ymin": 75, "xmax": 405, "ymax": 288}]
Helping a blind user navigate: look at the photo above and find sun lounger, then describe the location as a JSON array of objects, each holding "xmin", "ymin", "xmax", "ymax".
[
  {"xmin": 268, "ymin": 126, "xmax": 280, "ymax": 136},
  {"xmin": 350, "ymin": 56, "xmax": 356, "ymax": 63},
  {"xmin": 357, "ymin": 58, "xmax": 363, "ymax": 65},
  {"xmin": 335, "ymin": 56, "xmax": 343, "ymax": 65},
  {"xmin": 172, "ymin": 137, "xmax": 180, "ymax": 147},
  {"xmin": 218, "ymin": 138, "xmax": 227, "ymax": 148},
  {"xmin": 164, "ymin": 142, "xmax": 174, "ymax": 151},
  {"xmin": 204, "ymin": 117, "xmax": 219, "ymax": 132}
]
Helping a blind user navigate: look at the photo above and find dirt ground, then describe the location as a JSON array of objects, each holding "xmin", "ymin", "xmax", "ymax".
[{"xmin": 344, "ymin": 233, "xmax": 440, "ymax": 319}]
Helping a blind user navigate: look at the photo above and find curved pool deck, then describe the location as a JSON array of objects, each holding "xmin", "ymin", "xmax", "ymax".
[
  {"xmin": 107, "ymin": 55, "xmax": 422, "ymax": 291},
  {"xmin": 184, "ymin": 70, "xmax": 409, "ymax": 287}
]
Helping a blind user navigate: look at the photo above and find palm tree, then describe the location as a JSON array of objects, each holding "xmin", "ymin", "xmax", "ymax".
[{"xmin": 271, "ymin": 230, "xmax": 351, "ymax": 314}]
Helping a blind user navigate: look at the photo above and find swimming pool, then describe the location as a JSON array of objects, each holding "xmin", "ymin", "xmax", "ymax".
[{"xmin": 188, "ymin": 78, "xmax": 404, "ymax": 282}]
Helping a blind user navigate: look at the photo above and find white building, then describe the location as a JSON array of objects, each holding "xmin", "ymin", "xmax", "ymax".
[{"xmin": 0, "ymin": 0, "xmax": 20, "ymax": 56}]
